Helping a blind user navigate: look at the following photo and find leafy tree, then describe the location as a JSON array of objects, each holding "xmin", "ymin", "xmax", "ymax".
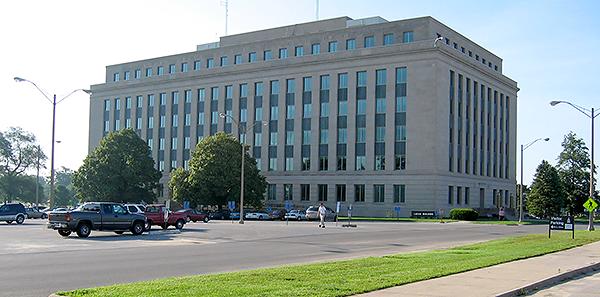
[
  {"xmin": 73, "ymin": 129, "xmax": 161, "ymax": 203},
  {"xmin": 54, "ymin": 185, "xmax": 77, "ymax": 207},
  {"xmin": 527, "ymin": 160, "xmax": 566, "ymax": 219},
  {"xmin": 556, "ymin": 132, "xmax": 594, "ymax": 215},
  {"xmin": 0, "ymin": 174, "xmax": 45, "ymax": 205},
  {"xmin": 170, "ymin": 132, "xmax": 266, "ymax": 209},
  {"xmin": 55, "ymin": 167, "xmax": 75, "ymax": 189},
  {"xmin": 169, "ymin": 168, "xmax": 192, "ymax": 206},
  {"xmin": 0, "ymin": 127, "xmax": 46, "ymax": 203}
]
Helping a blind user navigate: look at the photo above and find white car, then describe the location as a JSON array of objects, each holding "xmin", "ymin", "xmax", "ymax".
[
  {"xmin": 245, "ymin": 211, "xmax": 271, "ymax": 220},
  {"xmin": 124, "ymin": 204, "xmax": 146, "ymax": 215},
  {"xmin": 284, "ymin": 210, "xmax": 306, "ymax": 221}
]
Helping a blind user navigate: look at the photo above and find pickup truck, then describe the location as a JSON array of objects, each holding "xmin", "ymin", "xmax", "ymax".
[
  {"xmin": 47, "ymin": 202, "xmax": 146, "ymax": 238},
  {"xmin": 144, "ymin": 204, "xmax": 187, "ymax": 230}
]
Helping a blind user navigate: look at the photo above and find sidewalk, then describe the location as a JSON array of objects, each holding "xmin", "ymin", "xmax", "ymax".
[{"xmin": 355, "ymin": 241, "xmax": 600, "ymax": 297}]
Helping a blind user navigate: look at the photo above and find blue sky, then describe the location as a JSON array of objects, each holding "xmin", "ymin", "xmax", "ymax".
[{"xmin": 2, "ymin": 0, "xmax": 599, "ymax": 186}]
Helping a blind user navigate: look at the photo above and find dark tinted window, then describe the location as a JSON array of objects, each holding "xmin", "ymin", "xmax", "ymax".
[
  {"xmin": 128, "ymin": 206, "xmax": 138, "ymax": 213},
  {"xmin": 102, "ymin": 204, "xmax": 113, "ymax": 214},
  {"xmin": 145, "ymin": 206, "xmax": 160, "ymax": 213}
]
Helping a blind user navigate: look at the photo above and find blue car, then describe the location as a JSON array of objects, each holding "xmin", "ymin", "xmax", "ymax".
[{"xmin": 0, "ymin": 203, "xmax": 27, "ymax": 224}]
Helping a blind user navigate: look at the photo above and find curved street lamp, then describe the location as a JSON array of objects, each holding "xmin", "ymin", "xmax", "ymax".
[
  {"xmin": 520, "ymin": 137, "xmax": 549, "ymax": 223},
  {"xmin": 550, "ymin": 100, "xmax": 599, "ymax": 231},
  {"xmin": 219, "ymin": 112, "xmax": 267, "ymax": 224},
  {"xmin": 14, "ymin": 77, "xmax": 91, "ymax": 208}
]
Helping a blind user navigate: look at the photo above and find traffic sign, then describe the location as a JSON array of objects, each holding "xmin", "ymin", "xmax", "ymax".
[
  {"xmin": 228, "ymin": 200, "xmax": 236, "ymax": 211},
  {"xmin": 549, "ymin": 216, "xmax": 575, "ymax": 239},
  {"xmin": 284, "ymin": 200, "xmax": 293, "ymax": 211},
  {"xmin": 394, "ymin": 206, "xmax": 401, "ymax": 213},
  {"xmin": 583, "ymin": 198, "xmax": 598, "ymax": 212}
]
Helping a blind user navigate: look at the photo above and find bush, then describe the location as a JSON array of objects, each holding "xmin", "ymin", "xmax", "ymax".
[{"xmin": 449, "ymin": 208, "xmax": 479, "ymax": 221}]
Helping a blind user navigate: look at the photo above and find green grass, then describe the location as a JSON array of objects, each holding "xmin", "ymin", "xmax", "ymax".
[
  {"xmin": 337, "ymin": 216, "xmax": 456, "ymax": 223},
  {"xmin": 59, "ymin": 231, "xmax": 600, "ymax": 297},
  {"xmin": 472, "ymin": 218, "xmax": 547, "ymax": 225}
]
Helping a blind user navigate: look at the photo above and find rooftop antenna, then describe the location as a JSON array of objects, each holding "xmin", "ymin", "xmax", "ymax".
[
  {"xmin": 221, "ymin": 0, "xmax": 229, "ymax": 35},
  {"xmin": 316, "ymin": 0, "xmax": 319, "ymax": 20}
]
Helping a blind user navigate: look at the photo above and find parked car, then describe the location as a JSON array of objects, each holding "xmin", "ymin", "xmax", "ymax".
[
  {"xmin": 26, "ymin": 207, "xmax": 47, "ymax": 219},
  {"xmin": 245, "ymin": 211, "xmax": 271, "ymax": 220},
  {"xmin": 0, "ymin": 203, "xmax": 27, "ymax": 224},
  {"xmin": 144, "ymin": 204, "xmax": 187, "ymax": 230},
  {"xmin": 176, "ymin": 209, "xmax": 209, "ymax": 223},
  {"xmin": 209, "ymin": 210, "xmax": 230, "ymax": 220},
  {"xmin": 305, "ymin": 205, "xmax": 337, "ymax": 221},
  {"xmin": 46, "ymin": 202, "xmax": 146, "ymax": 238},
  {"xmin": 284, "ymin": 209, "xmax": 306, "ymax": 221},
  {"xmin": 270, "ymin": 209, "xmax": 287, "ymax": 221},
  {"xmin": 44, "ymin": 207, "xmax": 67, "ymax": 215},
  {"xmin": 124, "ymin": 204, "xmax": 146, "ymax": 215}
]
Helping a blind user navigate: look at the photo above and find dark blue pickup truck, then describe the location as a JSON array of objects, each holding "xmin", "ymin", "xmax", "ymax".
[{"xmin": 47, "ymin": 202, "xmax": 146, "ymax": 238}]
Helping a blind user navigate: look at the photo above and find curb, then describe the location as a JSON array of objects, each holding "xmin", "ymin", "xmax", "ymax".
[{"xmin": 496, "ymin": 261, "xmax": 600, "ymax": 297}]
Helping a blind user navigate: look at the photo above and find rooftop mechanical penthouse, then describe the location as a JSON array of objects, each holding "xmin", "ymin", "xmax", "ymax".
[{"xmin": 89, "ymin": 16, "xmax": 518, "ymax": 217}]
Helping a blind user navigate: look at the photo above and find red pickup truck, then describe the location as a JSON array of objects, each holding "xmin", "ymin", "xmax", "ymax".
[{"xmin": 144, "ymin": 204, "xmax": 187, "ymax": 230}]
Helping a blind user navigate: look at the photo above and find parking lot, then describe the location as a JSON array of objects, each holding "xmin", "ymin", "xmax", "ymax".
[{"xmin": 1, "ymin": 218, "xmax": 547, "ymax": 297}]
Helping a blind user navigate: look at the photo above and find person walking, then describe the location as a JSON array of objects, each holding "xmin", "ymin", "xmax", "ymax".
[
  {"xmin": 499, "ymin": 206, "xmax": 505, "ymax": 221},
  {"xmin": 318, "ymin": 203, "xmax": 327, "ymax": 228}
]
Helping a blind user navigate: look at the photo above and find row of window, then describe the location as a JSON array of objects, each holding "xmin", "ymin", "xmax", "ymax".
[
  {"xmin": 267, "ymin": 183, "xmax": 406, "ymax": 203},
  {"xmin": 437, "ymin": 33, "xmax": 499, "ymax": 72},
  {"xmin": 448, "ymin": 186, "xmax": 511, "ymax": 207},
  {"xmin": 448, "ymin": 70, "xmax": 510, "ymax": 179},
  {"xmin": 112, "ymin": 31, "xmax": 414, "ymax": 82}
]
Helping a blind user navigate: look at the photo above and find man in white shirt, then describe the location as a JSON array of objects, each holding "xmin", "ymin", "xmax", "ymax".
[{"xmin": 318, "ymin": 202, "xmax": 327, "ymax": 228}]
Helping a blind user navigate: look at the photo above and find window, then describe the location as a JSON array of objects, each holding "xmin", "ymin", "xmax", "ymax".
[
  {"xmin": 270, "ymin": 105, "xmax": 279, "ymax": 120},
  {"xmin": 103, "ymin": 120, "xmax": 109, "ymax": 132},
  {"xmin": 303, "ymin": 103, "xmax": 312, "ymax": 118},
  {"xmin": 104, "ymin": 99, "xmax": 110, "ymax": 111},
  {"xmin": 346, "ymin": 38, "xmax": 356, "ymax": 50},
  {"xmin": 319, "ymin": 156, "xmax": 328, "ymax": 171},
  {"xmin": 147, "ymin": 138, "xmax": 153, "ymax": 150},
  {"xmin": 279, "ymin": 48, "xmax": 288, "ymax": 59},
  {"xmin": 286, "ymin": 104, "xmax": 295, "ymax": 119},
  {"xmin": 337, "ymin": 156, "xmax": 347, "ymax": 171},
  {"xmin": 328, "ymin": 41, "xmax": 338, "ymax": 52},
  {"xmin": 403, "ymin": 31, "xmax": 414, "ymax": 43},
  {"xmin": 207, "ymin": 58, "xmax": 214, "ymax": 68},
  {"xmin": 355, "ymin": 156, "xmax": 366, "ymax": 170},
  {"xmin": 159, "ymin": 161, "xmax": 164, "ymax": 171},
  {"xmin": 248, "ymin": 52, "xmax": 257, "ymax": 62},
  {"xmin": 267, "ymin": 184, "xmax": 276, "ymax": 200},
  {"xmin": 375, "ymin": 155, "xmax": 385, "ymax": 170},
  {"xmin": 357, "ymin": 71, "xmax": 367, "ymax": 87},
  {"xmin": 320, "ymin": 102, "xmax": 329, "ymax": 117},
  {"xmin": 134, "ymin": 69, "xmax": 141, "ymax": 79},
  {"xmin": 374, "ymin": 184, "xmax": 385, "ymax": 202},
  {"xmin": 234, "ymin": 54, "xmax": 242, "ymax": 64},
  {"xmin": 319, "ymin": 129, "xmax": 328, "ymax": 144},
  {"xmin": 115, "ymin": 98, "xmax": 121, "ymax": 110},
  {"xmin": 364, "ymin": 36, "xmax": 375, "ymax": 48},
  {"xmin": 318, "ymin": 184, "xmax": 328, "ymax": 201},
  {"xmin": 286, "ymin": 131, "xmax": 294, "ymax": 145},
  {"xmin": 181, "ymin": 62, "xmax": 188, "ymax": 72},
  {"xmin": 240, "ymin": 83, "xmax": 248, "ymax": 98},
  {"xmin": 320, "ymin": 75, "xmax": 330, "ymax": 90},
  {"xmin": 337, "ymin": 128, "xmax": 347, "ymax": 143},
  {"xmin": 168, "ymin": 64, "xmax": 175, "ymax": 74},
  {"xmin": 171, "ymin": 137, "xmax": 178, "ymax": 150},
  {"xmin": 383, "ymin": 33, "xmax": 394, "ymax": 45},
  {"xmin": 194, "ymin": 60, "xmax": 201, "ymax": 70},
  {"xmin": 172, "ymin": 91, "xmax": 179, "ymax": 105},
  {"xmin": 295, "ymin": 46, "xmax": 304, "ymax": 57},
  {"xmin": 338, "ymin": 101, "xmax": 348, "ymax": 116},
  {"xmin": 311, "ymin": 43, "xmax": 320, "ymax": 55},
  {"xmin": 448, "ymin": 186, "xmax": 454, "ymax": 204},
  {"xmin": 394, "ymin": 185, "xmax": 406, "ymax": 203},
  {"xmin": 263, "ymin": 50, "xmax": 273, "ymax": 61},
  {"xmin": 160, "ymin": 115, "xmax": 166, "ymax": 127},
  {"xmin": 124, "ymin": 71, "xmax": 130, "ymax": 81},
  {"xmin": 302, "ymin": 157, "xmax": 310, "ymax": 171},
  {"xmin": 301, "ymin": 184, "xmax": 310, "ymax": 201},
  {"xmin": 159, "ymin": 138, "xmax": 165, "ymax": 150},
  {"xmin": 465, "ymin": 187, "xmax": 470, "ymax": 205},
  {"xmin": 148, "ymin": 116, "xmax": 154, "ymax": 128},
  {"xmin": 336, "ymin": 184, "xmax": 346, "ymax": 202},
  {"xmin": 255, "ymin": 107, "xmax": 263, "ymax": 121},
  {"xmin": 269, "ymin": 132, "xmax": 278, "ymax": 145},
  {"xmin": 375, "ymin": 127, "xmax": 385, "ymax": 142},
  {"xmin": 285, "ymin": 157, "xmax": 294, "ymax": 171},
  {"xmin": 284, "ymin": 184, "xmax": 293, "ymax": 200},
  {"xmin": 354, "ymin": 184, "xmax": 365, "ymax": 202},
  {"xmin": 185, "ymin": 90, "xmax": 192, "ymax": 103},
  {"xmin": 113, "ymin": 72, "xmax": 120, "ymax": 82},
  {"xmin": 198, "ymin": 112, "xmax": 205, "ymax": 125},
  {"xmin": 184, "ymin": 136, "xmax": 190, "ymax": 149},
  {"xmin": 268, "ymin": 158, "xmax": 277, "ymax": 171},
  {"xmin": 146, "ymin": 67, "xmax": 152, "ymax": 77},
  {"xmin": 356, "ymin": 127, "xmax": 366, "ymax": 143},
  {"xmin": 302, "ymin": 130, "xmax": 311, "ymax": 145},
  {"xmin": 198, "ymin": 88, "xmax": 206, "ymax": 102},
  {"xmin": 395, "ymin": 125, "xmax": 406, "ymax": 141},
  {"xmin": 172, "ymin": 114, "xmax": 179, "ymax": 127},
  {"xmin": 211, "ymin": 111, "xmax": 219, "ymax": 124},
  {"xmin": 254, "ymin": 132, "xmax": 262, "ymax": 146},
  {"xmin": 220, "ymin": 56, "xmax": 228, "ymax": 66}
]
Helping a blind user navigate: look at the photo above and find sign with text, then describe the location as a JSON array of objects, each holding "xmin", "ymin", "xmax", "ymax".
[
  {"xmin": 549, "ymin": 216, "xmax": 574, "ymax": 239},
  {"xmin": 227, "ymin": 200, "xmax": 236, "ymax": 211},
  {"xmin": 411, "ymin": 210, "xmax": 436, "ymax": 218},
  {"xmin": 583, "ymin": 198, "xmax": 598, "ymax": 212}
]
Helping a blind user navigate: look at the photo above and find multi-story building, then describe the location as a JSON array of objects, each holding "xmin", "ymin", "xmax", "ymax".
[{"xmin": 89, "ymin": 16, "xmax": 518, "ymax": 217}]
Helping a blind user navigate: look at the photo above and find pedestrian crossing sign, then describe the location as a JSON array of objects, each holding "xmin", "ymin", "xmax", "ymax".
[{"xmin": 583, "ymin": 198, "xmax": 598, "ymax": 212}]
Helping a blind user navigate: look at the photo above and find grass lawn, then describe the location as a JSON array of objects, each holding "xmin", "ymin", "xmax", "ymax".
[
  {"xmin": 337, "ymin": 216, "xmax": 457, "ymax": 223},
  {"xmin": 59, "ymin": 231, "xmax": 600, "ymax": 297},
  {"xmin": 472, "ymin": 218, "xmax": 547, "ymax": 225}
]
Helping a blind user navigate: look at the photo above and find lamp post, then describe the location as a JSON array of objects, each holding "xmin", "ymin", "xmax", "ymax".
[
  {"xmin": 219, "ymin": 112, "xmax": 266, "ymax": 224},
  {"xmin": 14, "ymin": 77, "xmax": 91, "ymax": 208},
  {"xmin": 519, "ymin": 137, "xmax": 549, "ymax": 223},
  {"xmin": 550, "ymin": 100, "xmax": 599, "ymax": 231}
]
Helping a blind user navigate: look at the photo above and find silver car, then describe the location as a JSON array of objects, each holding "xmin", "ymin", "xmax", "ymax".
[
  {"xmin": 26, "ymin": 207, "xmax": 47, "ymax": 219},
  {"xmin": 305, "ymin": 206, "xmax": 337, "ymax": 221},
  {"xmin": 284, "ymin": 210, "xmax": 306, "ymax": 221},
  {"xmin": 245, "ymin": 211, "xmax": 271, "ymax": 220}
]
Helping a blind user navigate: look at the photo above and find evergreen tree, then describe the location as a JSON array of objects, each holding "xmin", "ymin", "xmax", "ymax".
[
  {"xmin": 556, "ymin": 132, "xmax": 593, "ymax": 215},
  {"xmin": 527, "ymin": 160, "xmax": 565, "ymax": 218}
]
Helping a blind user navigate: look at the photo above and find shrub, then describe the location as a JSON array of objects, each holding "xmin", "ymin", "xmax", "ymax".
[{"xmin": 449, "ymin": 208, "xmax": 479, "ymax": 221}]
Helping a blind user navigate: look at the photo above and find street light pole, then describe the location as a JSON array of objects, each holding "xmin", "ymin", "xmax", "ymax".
[
  {"xmin": 519, "ymin": 138, "xmax": 549, "ymax": 223},
  {"xmin": 219, "ymin": 112, "xmax": 266, "ymax": 224},
  {"xmin": 550, "ymin": 100, "xmax": 598, "ymax": 231},
  {"xmin": 14, "ymin": 77, "xmax": 91, "ymax": 208},
  {"xmin": 35, "ymin": 145, "xmax": 41, "ymax": 208}
]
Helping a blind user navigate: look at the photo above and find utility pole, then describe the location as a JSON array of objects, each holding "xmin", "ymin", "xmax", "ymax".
[{"xmin": 35, "ymin": 145, "xmax": 40, "ymax": 208}]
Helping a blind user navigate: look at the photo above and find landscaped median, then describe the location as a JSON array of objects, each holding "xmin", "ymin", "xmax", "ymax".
[{"xmin": 57, "ymin": 231, "xmax": 600, "ymax": 297}]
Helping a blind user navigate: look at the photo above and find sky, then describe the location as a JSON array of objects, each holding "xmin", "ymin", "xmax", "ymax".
[{"xmin": 1, "ymin": 0, "xmax": 600, "ymax": 187}]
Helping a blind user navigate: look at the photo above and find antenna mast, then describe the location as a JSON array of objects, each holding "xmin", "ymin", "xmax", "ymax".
[
  {"xmin": 316, "ymin": 0, "xmax": 319, "ymax": 20},
  {"xmin": 221, "ymin": 0, "xmax": 229, "ymax": 35}
]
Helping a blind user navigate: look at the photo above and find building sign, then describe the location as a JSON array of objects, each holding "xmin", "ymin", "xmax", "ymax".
[
  {"xmin": 411, "ymin": 210, "xmax": 436, "ymax": 218},
  {"xmin": 549, "ymin": 216, "xmax": 574, "ymax": 239}
]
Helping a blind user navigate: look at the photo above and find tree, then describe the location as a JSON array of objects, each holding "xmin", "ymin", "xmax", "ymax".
[
  {"xmin": 170, "ymin": 132, "xmax": 267, "ymax": 209},
  {"xmin": 54, "ymin": 185, "xmax": 77, "ymax": 207},
  {"xmin": 0, "ymin": 174, "xmax": 45, "ymax": 204},
  {"xmin": 556, "ymin": 132, "xmax": 593, "ymax": 215},
  {"xmin": 73, "ymin": 129, "xmax": 161, "ymax": 203},
  {"xmin": 527, "ymin": 160, "xmax": 566, "ymax": 219},
  {"xmin": 0, "ymin": 127, "xmax": 46, "ymax": 203}
]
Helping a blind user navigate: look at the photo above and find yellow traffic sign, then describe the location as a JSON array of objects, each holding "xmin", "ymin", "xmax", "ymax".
[{"xmin": 583, "ymin": 198, "xmax": 598, "ymax": 212}]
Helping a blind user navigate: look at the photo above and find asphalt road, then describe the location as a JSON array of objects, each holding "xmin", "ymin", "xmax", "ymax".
[{"xmin": 0, "ymin": 219, "xmax": 548, "ymax": 297}]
